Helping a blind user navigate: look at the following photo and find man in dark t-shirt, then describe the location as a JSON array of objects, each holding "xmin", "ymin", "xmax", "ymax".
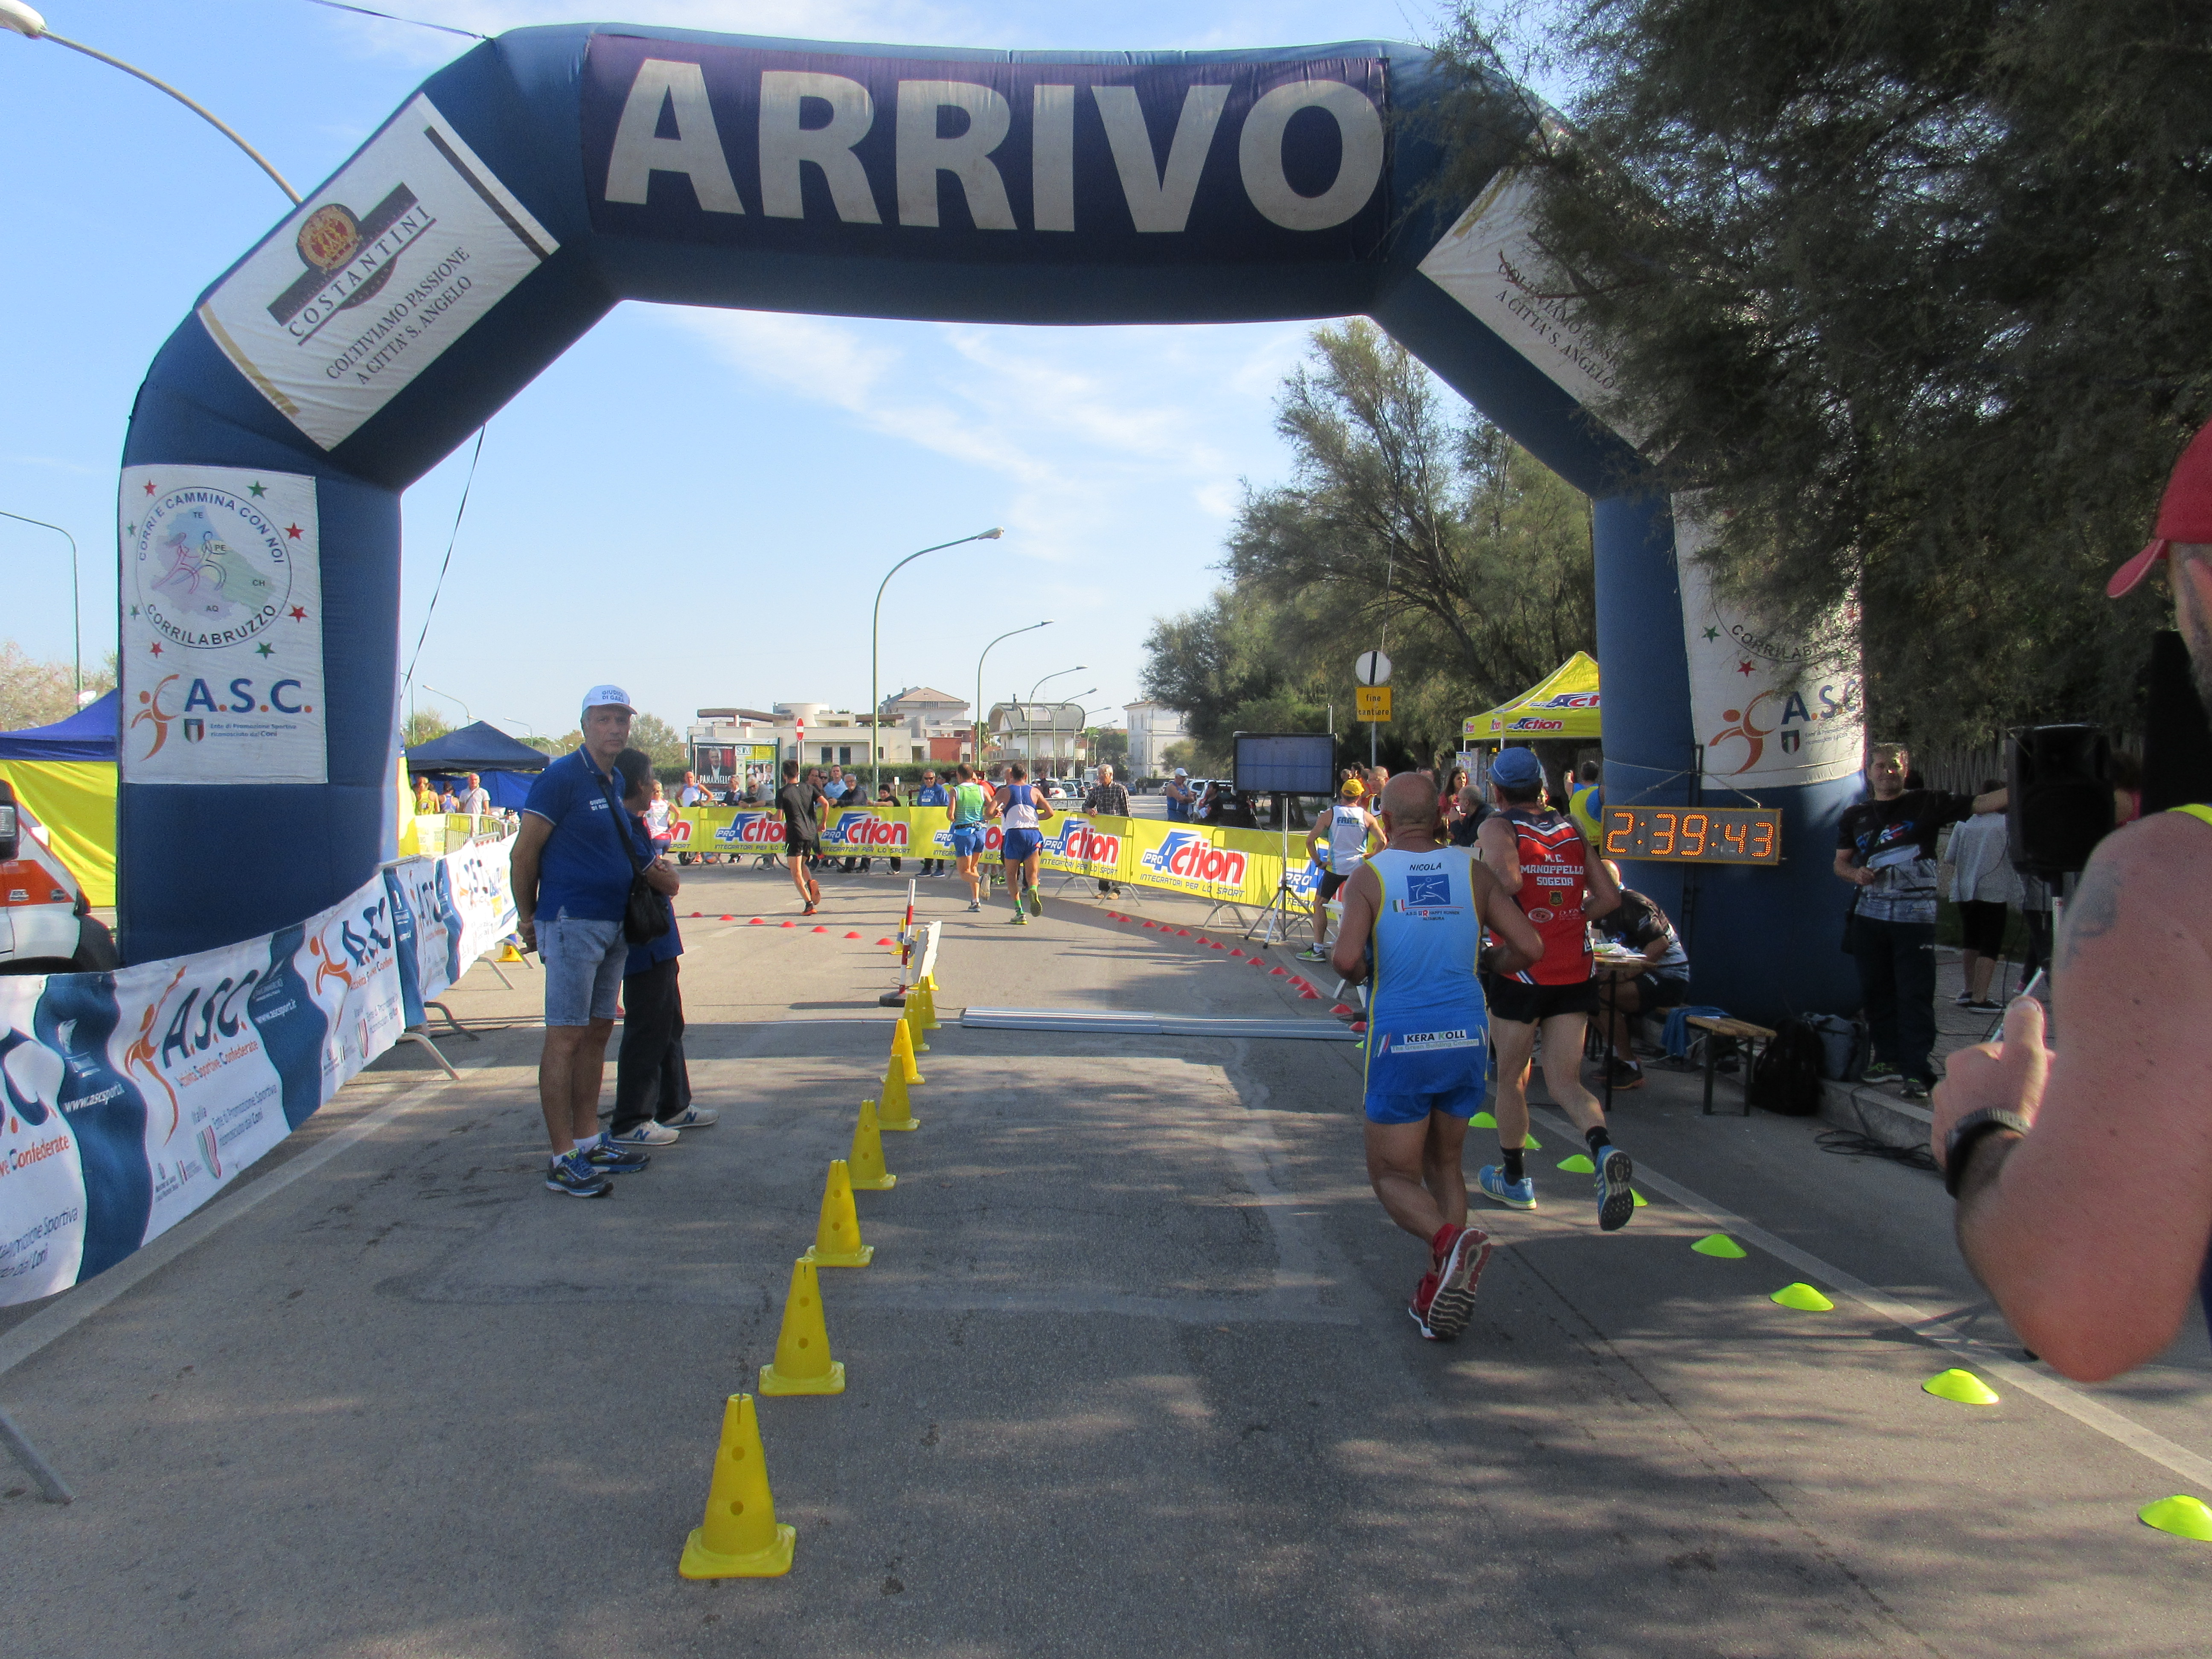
[
  {"xmin": 1834, "ymin": 743, "xmax": 2007, "ymax": 1095},
  {"xmin": 777, "ymin": 758, "xmax": 825, "ymax": 915}
]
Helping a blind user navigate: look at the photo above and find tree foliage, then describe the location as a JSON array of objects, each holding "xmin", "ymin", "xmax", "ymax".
[
  {"xmin": 1437, "ymin": 0, "xmax": 2212, "ymax": 744},
  {"xmin": 0, "ymin": 641, "xmax": 112, "ymax": 732},
  {"xmin": 401, "ymin": 708, "xmax": 451, "ymax": 748},
  {"xmin": 1143, "ymin": 322, "xmax": 1594, "ymax": 768}
]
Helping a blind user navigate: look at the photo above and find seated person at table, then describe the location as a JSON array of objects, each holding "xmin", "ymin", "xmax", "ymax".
[{"xmin": 1591, "ymin": 861, "xmax": 1691, "ymax": 1091}]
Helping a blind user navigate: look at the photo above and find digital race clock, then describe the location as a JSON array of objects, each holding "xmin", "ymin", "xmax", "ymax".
[{"xmin": 1600, "ymin": 806, "xmax": 1782, "ymax": 866}]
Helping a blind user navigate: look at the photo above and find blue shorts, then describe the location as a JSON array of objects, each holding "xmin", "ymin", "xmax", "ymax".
[
  {"xmin": 1364, "ymin": 1081, "xmax": 1488, "ymax": 1126},
  {"xmin": 1001, "ymin": 828, "xmax": 1043, "ymax": 863},
  {"xmin": 538, "ymin": 909, "xmax": 628, "ymax": 1026},
  {"xmin": 950, "ymin": 824, "xmax": 985, "ymax": 857}
]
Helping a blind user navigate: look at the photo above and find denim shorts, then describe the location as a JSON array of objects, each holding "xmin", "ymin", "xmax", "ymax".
[{"xmin": 538, "ymin": 910, "xmax": 629, "ymax": 1026}]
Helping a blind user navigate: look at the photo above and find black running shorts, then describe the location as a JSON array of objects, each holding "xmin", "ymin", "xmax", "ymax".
[{"xmin": 1482, "ymin": 974, "xmax": 1601, "ymax": 1024}]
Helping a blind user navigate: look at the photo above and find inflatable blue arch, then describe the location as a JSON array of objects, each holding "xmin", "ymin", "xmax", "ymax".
[{"xmin": 118, "ymin": 24, "xmax": 1863, "ymax": 1019}]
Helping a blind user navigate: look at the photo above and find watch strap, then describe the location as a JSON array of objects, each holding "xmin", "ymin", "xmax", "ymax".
[{"xmin": 1943, "ymin": 1107, "xmax": 2032, "ymax": 1199}]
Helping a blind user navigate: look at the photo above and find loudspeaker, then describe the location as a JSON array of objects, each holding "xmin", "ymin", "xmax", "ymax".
[{"xmin": 2007, "ymin": 724, "xmax": 2113, "ymax": 879}]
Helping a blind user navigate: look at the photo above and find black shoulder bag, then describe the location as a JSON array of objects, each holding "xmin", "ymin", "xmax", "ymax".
[{"xmin": 596, "ymin": 769, "xmax": 670, "ymax": 945}]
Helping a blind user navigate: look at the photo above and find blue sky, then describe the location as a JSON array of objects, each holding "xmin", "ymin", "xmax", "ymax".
[{"xmin": 0, "ymin": 0, "xmax": 1468, "ymax": 741}]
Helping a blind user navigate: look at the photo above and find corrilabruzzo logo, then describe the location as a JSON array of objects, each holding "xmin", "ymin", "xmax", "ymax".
[{"xmin": 120, "ymin": 466, "xmax": 326, "ymax": 786}]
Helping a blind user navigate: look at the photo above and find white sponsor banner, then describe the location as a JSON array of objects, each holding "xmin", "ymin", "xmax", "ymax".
[
  {"xmin": 1674, "ymin": 504, "xmax": 1864, "ymax": 790},
  {"xmin": 0, "ymin": 853, "xmax": 519, "ymax": 1308},
  {"xmin": 120, "ymin": 466, "xmax": 328, "ymax": 785},
  {"xmin": 197, "ymin": 94, "xmax": 558, "ymax": 451},
  {"xmin": 0, "ymin": 976, "xmax": 88, "ymax": 1302},
  {"xmin": 1416, "ymin": 165, "xmax": 1644, "ymax": 444}
]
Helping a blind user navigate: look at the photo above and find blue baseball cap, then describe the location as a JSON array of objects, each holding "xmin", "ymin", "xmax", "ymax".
[{"xmin": 1490, "ymin": 748, "xmax": 1545, "ymax": 789}]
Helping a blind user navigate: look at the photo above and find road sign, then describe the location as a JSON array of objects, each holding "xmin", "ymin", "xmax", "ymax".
[
  {"xmin": 1354, "ymin": 650, "xmax": 1392, "ymax": 686},
  {"xmin": 1356, "ymin": 686, "xmax": 1392, "ymax": 722}
]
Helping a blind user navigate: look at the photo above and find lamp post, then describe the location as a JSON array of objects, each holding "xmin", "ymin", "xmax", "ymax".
[
  {"xmin": 0, "ymin": 3, "xmax": 301, "ymax": 203},
  {"xmin": 1023, "ymin": 667, "xmax": 1087, "ymax": 778},
  {"xmin": 0, "ymin": 508, "xmax": 79, "ymax": 698},
  {"xmin": 419, "ymin": 684, "xmax": 473, "ymax": 724},
  {"xmin": 973, "ymin": 620, "xmax": 1050, "ymax": 776},
  {"xmin": 870, "ymin": 527, "xmax": 1002, "ymax": 795}
]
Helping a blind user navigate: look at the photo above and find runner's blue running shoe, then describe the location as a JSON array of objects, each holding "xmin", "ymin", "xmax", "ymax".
[
  {"xmin": 1477, "ymin": 1164, "xmax": 1537, "ymax": 1210},
  {"xmin": 544, "ymin": 1150, "xmax": 612, "ymax": 1198},
  {"xmin": 581, "ymin": 1133, "xmax": 651, "ymax": 1173},
  {"xmin": 1595, "ymin": 1144, "xmax": 1635, "ymax": 1231}
]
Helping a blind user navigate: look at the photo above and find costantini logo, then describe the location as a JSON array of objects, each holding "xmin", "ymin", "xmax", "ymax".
[{"xmin": 1140, "ymin": 832, "xmax": 1248, "ymax": 886}]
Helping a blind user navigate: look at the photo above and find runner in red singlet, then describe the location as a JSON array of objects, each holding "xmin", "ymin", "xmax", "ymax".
[{"xmin": 1473, "ymin": 747, "xmax": 1633, "ymax": 1231}]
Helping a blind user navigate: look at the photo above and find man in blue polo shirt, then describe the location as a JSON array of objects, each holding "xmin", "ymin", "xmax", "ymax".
[
  {"xmin": 914, "ymin": 768, "xmax": 950, "ymax": 876},
  {"xmin": 511, "ymin": 685, "xmax": 654, "ymax": 1198}
]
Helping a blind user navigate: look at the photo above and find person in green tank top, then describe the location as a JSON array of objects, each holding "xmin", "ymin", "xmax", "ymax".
[
  {"xmin": 944, "ymin": 763, "xmax": 996, "ymax": 911},
  {"xmin": 1935, "ymin": 419, "xmax": 2212, "ymax": 1381}
]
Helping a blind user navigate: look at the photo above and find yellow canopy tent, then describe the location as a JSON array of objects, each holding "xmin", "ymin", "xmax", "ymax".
[
  {"xmin": 0, "ymin": 691, "xmax": 118, "ymax": 905},
  {"xmin": 1463, "ymin": 652, "xmax": 1602, "ymax": 744}
]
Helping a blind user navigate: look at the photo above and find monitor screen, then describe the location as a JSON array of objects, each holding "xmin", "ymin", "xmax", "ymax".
[{"xmin": 1233, "ymin": 732, "xmax": 1336, "ymax": 796}]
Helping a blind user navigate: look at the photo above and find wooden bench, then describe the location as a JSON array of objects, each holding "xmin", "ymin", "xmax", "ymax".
[{"xmin": 1684, "ymin": 1015, "xmax": 1777, "ymax": 1116}]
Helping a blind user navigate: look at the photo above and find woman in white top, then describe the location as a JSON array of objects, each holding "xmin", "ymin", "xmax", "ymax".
[{"xmin": 1938, "ymin": 781, "xmax": 2019, "ymax": 1010}]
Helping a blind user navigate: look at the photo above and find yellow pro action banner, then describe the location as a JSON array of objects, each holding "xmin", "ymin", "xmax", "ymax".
[{"xmin": 663, "ymin": 806, "xmax": 1315, "ymax": 910}]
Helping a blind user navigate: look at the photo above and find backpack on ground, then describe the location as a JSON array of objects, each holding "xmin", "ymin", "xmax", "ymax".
[
  {"xmin": 1749, "ymin": 1018, "xmax": 1828, "ymax": 1116},
  {"xmin": 1802, "ymin": 1013, "xmax": 1869, "ymax": 1082}
]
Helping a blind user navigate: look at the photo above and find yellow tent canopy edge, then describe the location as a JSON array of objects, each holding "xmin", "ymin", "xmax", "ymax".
[
  {"xmin": 0, "ymin": 759, "xmax": 117, "ymax": 908},
  {"xmin": 1462, "ymin": 651, "xmax": 1602, "ymax": 744}
]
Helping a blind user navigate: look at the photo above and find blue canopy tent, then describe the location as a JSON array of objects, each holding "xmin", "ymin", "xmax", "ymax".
[
  {"xmin": 0, "ymin": 690, "xmax": 119, "ymax": 903},
  {"xmin": 403, "ymin": 720, "xmax": 547, "ymax": 810}
]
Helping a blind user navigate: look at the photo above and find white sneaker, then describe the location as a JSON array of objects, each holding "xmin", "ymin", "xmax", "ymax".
[
  {"xmin": 661, "ymin": 1105, "xmax": 719, "ymax": 1130},
  {"xmin": 609, "ymin": 1120, "xmax": 680, "ymax": 1147}
]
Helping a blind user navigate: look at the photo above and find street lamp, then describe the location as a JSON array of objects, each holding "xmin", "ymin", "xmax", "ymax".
[
  {"xmin": 1023, "ymin": 667, "xmax": 1087, "ymax": 777},
  {"xmin": 0, "ymin": 3, "xmax": 301, "ymax": 203},
  {"xmin": 973, "ymin": 620, "xmax": 1050, "ymax": 775},
  {"xmin": 870, "ymin": 527, "xmax": 1002, "ymax": 794},
  {"xmin": 419, "ymin": 684, "xmax": 473, "ymax": 724},
  {"xmin": 0, "ymin": 509, "xmax": 79, "ymax": 698}
]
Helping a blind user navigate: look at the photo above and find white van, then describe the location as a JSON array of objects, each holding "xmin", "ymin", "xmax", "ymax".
[{"xmin": 0, "ymin": 779, "xmax": 119, "ymax": 972}]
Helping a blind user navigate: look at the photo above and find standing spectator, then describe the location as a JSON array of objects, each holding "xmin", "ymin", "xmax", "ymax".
[
  {"xmin": 822, "ymin": 764, "xmax": 850, "ymax": 804},
  {"xmin": 643, "ymin": 779, "xmax": 674, "ymax": 857},
  {"xmin": 1164, "ymin": 767, "xmax": 1194, "ymax": 822},
  {"xmin": 1834, "ymin": 744, "xmax": 2007, "ymax": 1100},
  {"xmin": 779, "ymin": 760, "xmax": 826, "ymax": 913},
  {"xmin": 458, "ymin": 771, "xmax": 490, "ymax": 816},
  {"xmin": 413, "ymin": 774, "xmax": 437, "ymax": 814},
  {"xmin": 606, "ymin": 748, "xmax": 716, "ymax": 1148},
  {"xmin": 437, "ymin": 780, "xmax": 461, "ymax": 812},
  {"xmin": 1449, "ymin": 783, "xmax": 1490, "ymax": 848},
  {"xmin": 914, "ymin": 768, "xmax": 950, "ymax": 876},
  {"xmin": 1567, "ymin": 759, "xmax": 1605, "ymax": 847},
  {"xmin": 509, "ymin": 684, "xmax": 656, "ymax": 1198},
  {"xmin": 2016, "ymin": 869, "xmax": 2054, "ymax": 987},
  {"xmin": 1082, "ymin": 764, "xmax": 1130, "ymax": 896},
  {"xmin": 677, "ymin": 770, "xmax": 707, "ymax": 807},
  {"xmin": 1937, "ymin": 781, "xmax": 2018, "ymax": 1012},
  {"xmin": 1438, "ymin": 764, "xmax": 1470, "ymax": 839},
  {"xmin": 1193, "ymin": 780, "xmax": 1220, "ymax": 823},
  {"xmin": 875, "ymin": 779, "xmax": 903, "ymax": 873}
]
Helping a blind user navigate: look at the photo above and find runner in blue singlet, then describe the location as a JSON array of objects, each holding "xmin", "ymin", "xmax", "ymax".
[
  {"xmin": 995, "ymin": 763, "xmax": 1053, "ymax": 925},
  {"xmin": 1332, "ymin": 774, "xmax": 1546, "ymax": 1342}
]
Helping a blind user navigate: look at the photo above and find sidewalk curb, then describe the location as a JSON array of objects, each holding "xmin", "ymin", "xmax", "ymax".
[{"xmin": 1817, "ymin": 1076, "xmax": 1934, "ymax": 1150}]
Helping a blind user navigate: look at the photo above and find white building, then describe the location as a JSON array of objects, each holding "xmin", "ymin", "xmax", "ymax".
[
  {"xmin": 687, "ymin": 693, "xmax": 977, "ymax": 781},
  {"xmin": 1122, "ymin": 701, "xmax": 1187, "ymax": 776},
  {"xmin": 986, "ymin": 701, "xmax": 1087, "ymax": 776}
]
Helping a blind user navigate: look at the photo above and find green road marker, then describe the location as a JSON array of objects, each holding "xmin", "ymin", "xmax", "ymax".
[
  {"xmin": 1471, "ymin": 1111, "xmax": 1496, "ymax": 1129},
  {"xmin": 1557, "ymin": 1153, "xmax": 1595, "ymax": 1173},
  {"xmin": 2140, "ymin": 1495, "xmax": 2212, "ymax": 1540},
  {"xmin": 1770, "ymin": 1282, "xmax": 1835, "ymax": 1312},
  {"xmin": 1923, "ymin": 1368, "xmax": 2000, "ymax": 1406},
  {"xmin": 1691, "ymin": 1234, "xmax": 1747, "ymax": 1259}
]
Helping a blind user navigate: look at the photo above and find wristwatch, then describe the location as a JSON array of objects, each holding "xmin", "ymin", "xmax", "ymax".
[{"xmin": 1942, "ymin": 1107, "xmax": 2032, "ymax": 1199}]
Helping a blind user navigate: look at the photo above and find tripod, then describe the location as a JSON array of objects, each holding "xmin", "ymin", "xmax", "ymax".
[{"xmin": 1242, "ymin": 793, "xmax": 1307, "ymax": 946}]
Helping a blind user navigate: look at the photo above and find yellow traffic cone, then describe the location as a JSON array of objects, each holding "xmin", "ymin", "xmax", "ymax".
[
  {"xmin": 877, "ymin": 1060, "xmax": 919, "ymax": 1131},
  {"xmin": 677, "ymin": 1394, "xmax": 797, "ymax": 1579},
  {"xmin": 849, "ymin": 1096, "xmax": 897, "ymax": 1191},
  {"xmin": 758, "ymin": 1258, "xmax": 845, "ymax": 1395},
  {"xmin": 916, "ymin": 975, "xmax": 941, "ymax": 1031},
  {"xmin": 891, "ymin": 1020, "xmax": 925, "ymax": 1086},
  {"xmin": 802, "ymin": 1159, "xmax": 872, "ymax": 1267},
  {"xmin": 903, "ymin": 997, "xmax": 930, "ymax": 1054},
  {"xmin": 496, "ymin": 940, "xmax": 526, "ymax": 963}
]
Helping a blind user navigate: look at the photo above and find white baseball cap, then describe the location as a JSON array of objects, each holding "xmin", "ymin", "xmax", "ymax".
[
  {"xmin": 581, "ymin": 684, "xmax": 635, "ymax": 715},
  {"xmin": 1173, "ymin": 766, "xmax": 1188, "ymax": 776}
]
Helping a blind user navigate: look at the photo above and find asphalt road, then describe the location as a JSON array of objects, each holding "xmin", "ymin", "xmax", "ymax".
[{"xmin": 3, "ymin": 861, "xmax": 2208, "ymax": 1657}]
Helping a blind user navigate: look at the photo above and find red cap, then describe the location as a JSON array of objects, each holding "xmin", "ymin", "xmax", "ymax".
[{"xmin": 2110, "ymin": 420, "xmax": 2212, "ymax": 597}]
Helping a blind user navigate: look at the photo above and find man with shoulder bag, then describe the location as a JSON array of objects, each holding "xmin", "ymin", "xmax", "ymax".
[{"xmin": 509, "ymin": 685, "xmax": 659, "ymax": 1198}]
